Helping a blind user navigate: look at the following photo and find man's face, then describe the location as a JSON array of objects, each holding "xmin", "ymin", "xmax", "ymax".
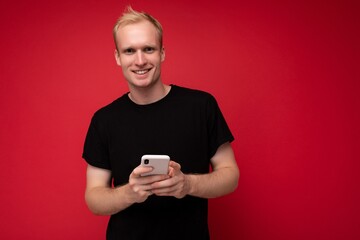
[{"xmin": 114, "ymin": 21, "xmax": 165, "ymax": 89}]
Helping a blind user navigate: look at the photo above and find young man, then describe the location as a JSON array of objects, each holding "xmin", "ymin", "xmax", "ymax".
[{"xmin": 83, "ymin": 7, "xmax": 239, "ymax": 240}]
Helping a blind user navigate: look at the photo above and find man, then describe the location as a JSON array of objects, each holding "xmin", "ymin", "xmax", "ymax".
[{"xmin": 83, "ymin": 6, "xmax": 239, "ymax": 240}]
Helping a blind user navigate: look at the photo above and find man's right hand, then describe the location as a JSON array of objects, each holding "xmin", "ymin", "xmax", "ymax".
[
  {"xmin": 85, "ymin": 164, "xmax": 170, "ymax": 215},
  {"xmin": 126, "ymin": 165, "xmax": 170, "ymax": 203}
]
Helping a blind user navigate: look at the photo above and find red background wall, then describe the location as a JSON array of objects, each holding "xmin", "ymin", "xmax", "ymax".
[{"xmin": 0, "ymin": 0, "xmax": 359, "ymax": 239}]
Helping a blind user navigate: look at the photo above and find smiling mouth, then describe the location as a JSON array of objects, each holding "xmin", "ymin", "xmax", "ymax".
[{"xmin": 133, "ymin": 69, "xmax": 151, "ymax": 75}]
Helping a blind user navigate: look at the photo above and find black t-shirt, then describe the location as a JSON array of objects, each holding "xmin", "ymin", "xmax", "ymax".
[{"xmin": 83, "ymin": 85, "xmax": 234, "ymax": 240}]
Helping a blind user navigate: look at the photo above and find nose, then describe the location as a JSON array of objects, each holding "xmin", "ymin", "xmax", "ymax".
[{"xmin": 135, "ymin": 50, "xmax": 147, "ymax": 66}]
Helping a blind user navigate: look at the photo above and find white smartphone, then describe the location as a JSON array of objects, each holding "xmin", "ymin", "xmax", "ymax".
[{"xmin": 140, "ymin": 155, "xmax": 170, "ymax": 176}]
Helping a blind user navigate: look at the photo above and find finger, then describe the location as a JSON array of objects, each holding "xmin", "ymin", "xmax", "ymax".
[
  {"xmin": 131, "ymin": 183, "xmax": 154, "ymax": 195},
  {"xmin": 131, "ymin": 165, "xmax": 153, "ymax": 178},
  {"xmin": 152, "ymin": 184, "xmax": 177, "ymax": 193},
  {"xmin": 131, "ymin": 174, "xmax": 170, "ymax": 188},
  {"xmin": 169, "ymin": 161, "xmax": 181, "ymax": 170},
  {"xmin": 150, "ymin": 176, "xmax": 177, "ymax": 189},
  {"xmin": 153, "ymin": 187, "xmax": 178, "ymax": 196}
]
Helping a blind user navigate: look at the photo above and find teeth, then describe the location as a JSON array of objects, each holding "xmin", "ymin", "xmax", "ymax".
[{"xmin": 134, "ymin": 69, "xmax": 149, "ymax": 75}]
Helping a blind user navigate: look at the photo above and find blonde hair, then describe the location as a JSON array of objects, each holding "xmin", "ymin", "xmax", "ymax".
[{"xmin": 113, "ymin": 6, "xmax": 163, "ymax": 50}]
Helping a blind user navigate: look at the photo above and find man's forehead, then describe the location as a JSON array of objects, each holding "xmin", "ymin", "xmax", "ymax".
[
  {"xmin": 116, "ymin": 21, "xmax": 160, "ymax": 48},
  {"xmin": 117, "ymin": 20, "xmax": 155, "ymax": 34}
]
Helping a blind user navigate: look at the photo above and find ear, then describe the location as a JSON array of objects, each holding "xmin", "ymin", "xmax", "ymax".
[
  {"xmin": 114, "ymin": 49, "xmax": 121, "ymax": 66},
  {"xmin": 161, "ymin": 47, "xmax": 165, "ymax": 62}
]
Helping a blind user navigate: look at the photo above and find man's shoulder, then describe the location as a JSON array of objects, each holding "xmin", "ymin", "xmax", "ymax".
[
  {"xmin": 171, "ymin": 85, "xmax": 218, "ymax": 109},
  {"xmin": 92, "ymin": 93, "xmax": 129, "ymax": 119},
  {"xmin": 172, "ymin": 85, "xmax": 214, "ymax": 102}
]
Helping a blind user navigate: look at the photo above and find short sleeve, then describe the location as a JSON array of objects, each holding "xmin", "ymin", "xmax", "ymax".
[
  {"xmin": 206, "ymin": 95, "xmax": 234, "ymax": 158},
  {"xmin": 82, "ymin": 113, "xmax": 111, "ymax": 170}
]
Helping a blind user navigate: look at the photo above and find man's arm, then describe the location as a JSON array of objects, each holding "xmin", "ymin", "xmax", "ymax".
[
  {"xmin": 187, "ymin": 142, "xmax": 239, "ymax": 198},
  {"xmin": 151, "ymin": 142, "xmax": 239, "ymax": 198},
  {"xmin": 85, "ymin": 164, "xmax": 169, "ymax": 215}
]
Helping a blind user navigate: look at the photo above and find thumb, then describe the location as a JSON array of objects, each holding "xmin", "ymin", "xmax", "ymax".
[{"xmin": 169, "ymin": 161, "xmax": 181, "ymax": 170}]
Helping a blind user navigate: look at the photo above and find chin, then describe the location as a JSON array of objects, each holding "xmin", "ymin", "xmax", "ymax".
[{"xmin": 130, "ymin": 80, "xmax": 155, "ymax": 89}]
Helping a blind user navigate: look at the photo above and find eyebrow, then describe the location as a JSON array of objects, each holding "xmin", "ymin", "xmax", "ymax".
[{"xmin": 120, "ymin": 44, "xmax": 158, "ymax": 51}]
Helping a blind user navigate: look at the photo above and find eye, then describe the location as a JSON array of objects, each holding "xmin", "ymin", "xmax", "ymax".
[
  {"xmin": 143, "ymin": 47, "xmax": 155, "ymax": 53},
  {"xmin": 123, "ymin": 48, "xmax": 135, "ymax": 55}
]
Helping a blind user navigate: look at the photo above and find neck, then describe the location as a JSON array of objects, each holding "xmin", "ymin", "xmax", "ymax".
[{"xmin": 128, "ymin": 83, "xmax": 171, "ymax": 105}]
